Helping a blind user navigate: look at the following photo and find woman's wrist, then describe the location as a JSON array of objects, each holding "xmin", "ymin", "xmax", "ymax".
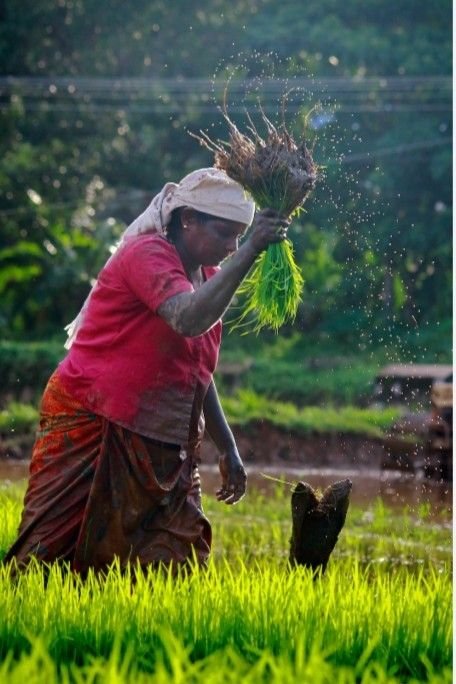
[
  {"xmin": 222, "ymin": 445, "xmax": 242, "ymax": 462},
  {"xmin": 237, "ymin": 238, "xmax": 262, "ymax": 263}
]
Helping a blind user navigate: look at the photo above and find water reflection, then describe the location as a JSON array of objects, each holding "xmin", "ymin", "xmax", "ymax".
[
  {"xmin": 0, "ymin": 460, "xmax": 452, "ymax": 520},
  {"xmin": 0, "ymin": 461, "xmax": 29, "ymax": 486},
  {"xmin": 200, "ymin": 465, "xmax": 452, "ymax": 519}
]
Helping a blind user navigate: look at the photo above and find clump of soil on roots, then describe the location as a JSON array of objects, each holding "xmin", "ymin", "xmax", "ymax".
[
  {"xmin": 192, "ymin": 106, "xmax": 320, "ymax": 332},
  {"xmin": 193, "ymin": 107, "xmax": 319, "ymax": 217}
]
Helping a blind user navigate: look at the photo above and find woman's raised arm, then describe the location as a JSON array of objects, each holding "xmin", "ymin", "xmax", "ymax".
[{"xmin": 157, "ymin": 209, "xmax": 289, "ymax": 336}]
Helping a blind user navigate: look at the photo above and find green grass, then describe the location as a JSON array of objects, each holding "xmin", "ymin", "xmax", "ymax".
[
  {"xmin": 217, "ymin": 324, "xmax": 452, "ymax": 406},
  {"xmin": 0, "ymin": 393, "xmax": 401, "ymax": 444},
  {"xmin": 221, "ymin": 390, "xmax": 401, "ymax": 437},
  {"xmin": 216, "ymin": 334, "xmax": 382, "ymax": 405},
  {"xmin": 240, "ymin": 357, "xmax": 380, "ymax": 405},
  {"xmin": 0, "ymin": 482, "xmax": 452, "ymax": 682},
  {"xmin": 0, "ymin": 402, "xmax": 39, "ymax": 434}
]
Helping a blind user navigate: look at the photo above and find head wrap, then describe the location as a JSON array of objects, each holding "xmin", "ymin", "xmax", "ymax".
[
  {"xmin": 123, "ymin": 167, "xmax": 255, "ymax": 239},
  {"xmin": 64, "ymin": 168, "xmax": 255, "ymax": 348}
]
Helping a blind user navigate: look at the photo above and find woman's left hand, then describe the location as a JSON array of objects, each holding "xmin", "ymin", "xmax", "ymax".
[
  {"xmin": 216, "ymin": 450, "xmax": 247, "ymax": 505},
  {"xmin": 247, "ymin": 208, "xmax": 291, "ymax": 256}
]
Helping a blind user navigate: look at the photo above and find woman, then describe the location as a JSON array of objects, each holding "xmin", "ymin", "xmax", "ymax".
[{"xmin": 4, "ymin": 168, "xmax": 289, "ymax": 574}]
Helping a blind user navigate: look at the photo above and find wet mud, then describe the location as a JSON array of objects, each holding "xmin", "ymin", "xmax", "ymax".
[{"xmin": 1, "ymin": 424, "xmax": 452, "ymax": 518}]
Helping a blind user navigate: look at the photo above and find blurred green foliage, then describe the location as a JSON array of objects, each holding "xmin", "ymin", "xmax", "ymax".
[
  {"xmin": 0, "ymin": 0, "xmax": 451, "ymax": 354},
  {"xmin": 0, "ymin": 340, "xmax": 63, "ymax": 399},
  {"xmin": 0, "ymin": 401, "xmax": 39, "ymax": 434},
  {"xmin": 221, "ymin": 389, "xmax": 401, "ymax": 436},
  {"xmin": 0, "ymin": 393, "xmax": 399, "ymax": 438}
]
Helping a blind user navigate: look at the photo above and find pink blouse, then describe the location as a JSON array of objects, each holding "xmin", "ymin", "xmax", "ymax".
[{"xmin": 58, "ymin": 235, "xmax": 222, "ymax": 450}]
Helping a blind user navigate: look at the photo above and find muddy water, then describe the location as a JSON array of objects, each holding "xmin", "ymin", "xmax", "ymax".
[
  {"xmin": 0, "ymin": 460, "xmax": 30, "ymax": 486},
  {"xmin": 199, "ymin": 465, "xmax": 452, "ymax": 519},
  {"xmin": 1, "ymin": 459, "xmax": 452, "ymax": 519}
]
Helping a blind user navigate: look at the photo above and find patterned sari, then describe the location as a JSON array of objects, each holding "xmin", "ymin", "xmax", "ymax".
[{"xmin": 3, "ymin": 372, "xmax": 211, "ymax": 573}]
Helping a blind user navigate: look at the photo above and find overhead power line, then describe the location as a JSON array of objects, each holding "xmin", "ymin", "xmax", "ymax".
[
  {"xmin": 0, "ymin": 102, "xmax": 451, "ymax": 114},
  {"xmin": 337, "ymin": 137, "xmax": 451, "ymax": 164},
  {"xmin": 0, "ymin": 75, "xmax": 451, "ymax": 115},
  {"xmin": 0, "ymin": 75, "xmax": 451, "ymax": 90}
]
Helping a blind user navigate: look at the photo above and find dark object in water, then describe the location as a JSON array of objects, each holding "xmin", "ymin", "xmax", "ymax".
[{"xmin": 289, "ymin": 479, "xmax": 352, "ymax": 573}]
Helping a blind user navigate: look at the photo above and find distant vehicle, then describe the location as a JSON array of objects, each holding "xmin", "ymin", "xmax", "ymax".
[
  {"xmin": 373, "ymin": 363, "xmax": 453, "ymax": 406},
  {"xmin": 377, "ymin": 365, "xmax": 453, "ymax": 480},
  {"xmin": 424, "ymin": 373, "xmax": 452, "ymax": 480}
]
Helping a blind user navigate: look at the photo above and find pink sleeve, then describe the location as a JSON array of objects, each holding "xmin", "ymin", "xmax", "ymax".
[{"xmin": 120, "ymin": 237, "xmax": 193, "ymax": 312}]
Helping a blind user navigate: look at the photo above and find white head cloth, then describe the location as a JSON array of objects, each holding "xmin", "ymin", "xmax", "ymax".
[{"xmin": 64, "ymin": 168, "xmax": 255, "ymax": 348}]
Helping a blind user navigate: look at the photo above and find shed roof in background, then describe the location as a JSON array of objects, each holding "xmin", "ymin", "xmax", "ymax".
[{"xmin": 377, "ymin": 364, "xmax": 452, "ymax": 380}]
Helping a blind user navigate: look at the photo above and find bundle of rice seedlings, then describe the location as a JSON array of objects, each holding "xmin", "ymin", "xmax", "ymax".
[{"xmin": 192, "ymin": 107, "xmax": 319, "ymax": 332}]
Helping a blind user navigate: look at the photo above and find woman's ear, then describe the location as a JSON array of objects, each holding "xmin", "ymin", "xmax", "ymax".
[{"xmin": 180, "ymin": 207, "xmax": 198, "ymax": 230}]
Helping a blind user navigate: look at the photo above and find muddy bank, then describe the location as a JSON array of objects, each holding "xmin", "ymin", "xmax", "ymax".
[
  {"xmin": 1, "ymin": 423, "xmax": 385, "ymax": 466},
  {"xmin": 1, "ymin": 422, "xmax": 452, "ymax": 518},
  {"xmin": 0, "ymin": 433, "xmax": 34, "ymax": 461},
  {"xmin": 201, "ymin": 422, "xmax": 385, "ymax": 469},
  {"xmin": 1, "ymin": 421, "xmax": 443, "ymax": 481}
]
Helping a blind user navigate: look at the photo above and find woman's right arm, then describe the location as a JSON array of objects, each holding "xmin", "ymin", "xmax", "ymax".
[{"xmin": 157, "ymin": 209, "xmax": 288, "ymax": 336}]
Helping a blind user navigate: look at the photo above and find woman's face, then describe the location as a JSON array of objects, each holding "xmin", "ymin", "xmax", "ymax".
[{"xmin": 183, "ymin": 214, "xmax": 248, "ymax": 266}]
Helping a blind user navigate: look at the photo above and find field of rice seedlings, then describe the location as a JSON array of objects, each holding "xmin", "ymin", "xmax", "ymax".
[{"xmin": 0, "ymin": 480, "xmax": 452, "ymax": 683}]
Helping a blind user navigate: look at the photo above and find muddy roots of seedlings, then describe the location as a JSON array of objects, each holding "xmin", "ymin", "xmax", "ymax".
[
  {"xmin": 191, "ymin": 108, "xmax": 320, "ymax": 332},
  {"xmin": 193, "ymin": 108, "xmax": 319, "ymax": 216}
]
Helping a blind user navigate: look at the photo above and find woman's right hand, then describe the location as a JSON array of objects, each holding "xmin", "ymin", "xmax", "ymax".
[
  {"xmin": 246, "ymin": 208, "xmax": 290, "ymax": 255},
  {"xmin": 156, "ymin": 210, "xmax": 291, "ymax": 337}
]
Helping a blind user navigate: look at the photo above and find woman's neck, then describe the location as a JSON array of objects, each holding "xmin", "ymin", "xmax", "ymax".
[{"xmin": 172, "ymin": 238, "xmax": 202, "ymax": 285}]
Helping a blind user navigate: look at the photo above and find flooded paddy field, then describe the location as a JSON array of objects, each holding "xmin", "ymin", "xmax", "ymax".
[
  {"xmin": 1, "ymin": 458, "xmax": 451, "ymax": 518},
  {"xmin": 200, "ymin": 464, "xmax": 452, "ymax": 518},
  {"xmin": 0, "ymin": 455, "xmax": 452, "ymax": 682},
  {"xmin": 201, "ymin": 464, "xmax": 452, "ymax": 572}
]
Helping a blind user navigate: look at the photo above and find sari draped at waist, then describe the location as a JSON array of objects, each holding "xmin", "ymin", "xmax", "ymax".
[{"xmin": 3, "ymin": 371, "xmax": 211, "ymax": 573}]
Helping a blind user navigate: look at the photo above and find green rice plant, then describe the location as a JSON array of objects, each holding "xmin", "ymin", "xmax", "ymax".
[
  {"xmin": 234, "ymin": 240, "xmax": 305, "ymax": 332},
  {"xmin": 0, "ymin": 635, "xmax": 452, "ymax": 683},
  {"xmin": 0, "ymin": 491, "xmax": 23, "ymax": 560},
  {"xmin": 193, "ymin": 107, "xmax": 319, "ymax": 332},
  {"xmin": 0, "ymin": 484, "xmax": 452, "ymax": 682},
  {"xmin": 0, "ymin": 557, "xmax": 451, "ymax": 681}
]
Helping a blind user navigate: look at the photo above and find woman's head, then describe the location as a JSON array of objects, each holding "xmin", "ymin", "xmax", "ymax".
[
  {"xmin": 162, "ymin": 168, "xmax": 254, "ymax": 266},
  {"xmin": 166, "ymin": 207, "xmax": 213, "ymax": 243},
  {"xmin": 120, "ymin": 168, "xmax": 255, "ymax": 246},
  {"xmin": 159, "ymin": 168, "xmax": 254, "ymax": 231},
  {"xmin": 166, "ymin": 206, "xmax": 248, "ymax": 266}
]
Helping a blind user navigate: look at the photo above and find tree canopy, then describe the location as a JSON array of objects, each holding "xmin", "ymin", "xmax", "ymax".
[{"xmin": 0, "ymin": 0, "xmax": 451, "ymax": 344}]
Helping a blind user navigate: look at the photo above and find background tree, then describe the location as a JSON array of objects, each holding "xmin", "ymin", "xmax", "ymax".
[{"xmin": 0, "ymin": 0, "xmax": 451, "ymax": 345}]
